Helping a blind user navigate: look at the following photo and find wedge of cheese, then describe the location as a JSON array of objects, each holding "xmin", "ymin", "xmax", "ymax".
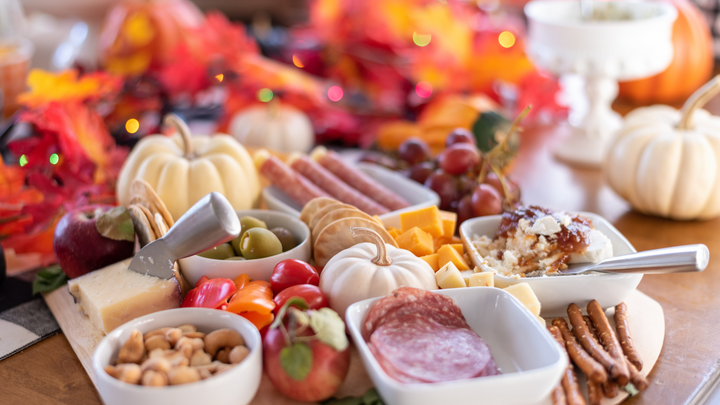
[
  {"xmin": 503, "ymin": 283, "xmax": 541, "ymax": 316},
  {"xmin": 68, "ymin": 259, "xmax": 182, "ymax": 334},
  {"xmin": 435, "ymin": 262, "xmax": 466, "ymax": 289},
  {"xmin": 468, "ymin": 272, "xmax": 494, "ymax": 287}
]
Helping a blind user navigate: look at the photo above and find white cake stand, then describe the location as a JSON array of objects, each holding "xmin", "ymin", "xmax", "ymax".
[{"xmin": 524, "ymin": 1, "xmax": 677, "ymax": 167}]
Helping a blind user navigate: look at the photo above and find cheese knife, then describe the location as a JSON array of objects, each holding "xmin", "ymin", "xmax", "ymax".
[
  {"xmin": 557, "ymin": 244, "xmax": 709, "ymax": 275},
  {"xmin": 128, "ymin": 192, "xmax": 241, "ymax": 279}
]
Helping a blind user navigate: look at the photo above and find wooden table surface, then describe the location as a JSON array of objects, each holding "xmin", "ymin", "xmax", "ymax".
[{"xmin": 2, "ymin": 115, "xmax": 720, "ymax": 404}]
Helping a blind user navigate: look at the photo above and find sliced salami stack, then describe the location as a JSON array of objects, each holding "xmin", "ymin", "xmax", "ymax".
[{"xmin": 364, "ymin": 287, "xmax": 500, "ymax": 383}]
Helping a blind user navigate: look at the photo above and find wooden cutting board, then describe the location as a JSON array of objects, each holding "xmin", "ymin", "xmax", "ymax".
[{"xmin": 44, "ymin": 287, "xmax": 663, "ymax": 405}]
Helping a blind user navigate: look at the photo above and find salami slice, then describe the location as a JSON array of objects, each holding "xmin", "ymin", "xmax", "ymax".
[
  {"xmin": 311, "ymin": 148, "xmax": 410, "ymax": 211},
  {"xmin": 362, "ymin": 287, "xmax": 466, "ymax": 340},
  {"xmin": 370, "ymin": 313, "xmax": 498, "ymax": 383},
  {"xmin": 289, "ymin": 155, "xmax": 390, "ymax": 215},
  {"xmin": 257, "ymin": 151, "xmax": 330, "ymax": 206}
]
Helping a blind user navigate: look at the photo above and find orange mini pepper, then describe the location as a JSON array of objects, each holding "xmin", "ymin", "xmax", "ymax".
[
  {"xmin": 233, "ymin": 274, "xmax": 250, "ymax": 291},
  {"xmin": 225, "ymin": 280, "xmax": 276, "ymax": 330}
]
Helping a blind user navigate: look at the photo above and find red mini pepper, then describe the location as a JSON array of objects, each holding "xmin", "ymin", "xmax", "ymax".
[{"xmin": 181, "ymin": 278, "xmax": 236, "ymax": 309}]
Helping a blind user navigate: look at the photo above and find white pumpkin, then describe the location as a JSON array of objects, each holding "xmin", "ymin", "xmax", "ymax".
[
  {"xmin": 319, "ymin": 227, "xmax": 438, "ymax": 320},
  {"xmin": 229, "ymin": 101, "xmax": 314, "ymax": 153},
  {"xmin": 117, "ymin": 114, "xmax": 261, "ymax": 220},
  {"xmin": 605, "ymin": 76, "xmax": 720, "ymax": 220}
]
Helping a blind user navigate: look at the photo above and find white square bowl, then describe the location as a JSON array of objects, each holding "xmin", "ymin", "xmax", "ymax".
[
  {"xmin": 460, "ymin": 212, "xmax": 643, "ymax": 317},
  {"xmin": 262, "ymin": 163, "xmax": 439, "ymax": 229},
  {"xmin": 345, "ymin": 288, "xmax": 566, "ymax": 405}
]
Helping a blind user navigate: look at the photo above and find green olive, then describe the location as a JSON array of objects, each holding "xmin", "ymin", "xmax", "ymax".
[
  {"xmin": 240, "ymin": 228, "xmax": 283, "ymax": 259},
  {"xmin": 232, "ymin": 216, "xmax": 269, "ymax": 255},
  {"xmin": 225, "ymin": 256, "xmax": 246, "ymax": 261},
  {"xmin": 270, "ymin": 227, "xmax": 297, "ymax": 252},
  {"xmin": 198, "ymin": 243, "xmax": 235, "ymax": 260}
]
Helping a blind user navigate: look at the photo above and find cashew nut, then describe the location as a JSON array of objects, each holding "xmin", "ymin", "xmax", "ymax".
[
  {"xmin": 178, "ymin": 324, "xmax": 197, "ymax": 335},
  {"xmin": 145, "ymin": 335, "xmax": 171, "ymax": 352},
  {"xmin": 214, "ymin": 363, "xmax": 234, "ymax": 375},
  {"xmin": 176, "ymin": 336, "xmax": 204, "ymax": 352},
  {"xmin": 145, "ymin": 327, "xmax": 172, "ymax": 340},
  {"xmin": 164, "ymin": 351, "xmax": 190, "ymax": 368},
  {"xmin": 215, "ymin": 347, "xmax": 230, "ymax": 364},
  {"xmin": 141, "ymin": 370, "xmax": 168, "ymax": 387},
  {"xmin": 196, "ymin": 368, "xmax": 213, "ymax": 380},
  {"xmin": 183, "ymin": 331, "xmax": 206, "ymax": 339},
  {"xmin": 165, "ymin": 328, "xmax": 183, "ymax": 346},
  {"xmin": 117, "ymin": 330, "xmax": 145, "ymax": 364},
  {"xmin": 190, "ymin": 350, "xmax": 212, "ymax": 367},
  {"xmin": 106, "ymin": 363, "xmax": 142, "ymax": 384},
  {"xmin": 140, "ymin": 357, "xmax": 171, "ymax": 374},
  {"xmin": 168, "ymin": 366, "xmax": 201, "ymax": 385},
  {"xmin": 204, "ymin": 329, "xmax": 244, "ymax": 357},
  {"xmin": 229, "ymin": 345, "xmax": 250, "ymax": 364}
]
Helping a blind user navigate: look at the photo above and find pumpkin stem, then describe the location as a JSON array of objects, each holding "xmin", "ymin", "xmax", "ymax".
[
  {"xmin": 350, "ymin": 226, "xmax": 393, "ymax": 266},
  {"xmin": 164, "ymin": 113, "xmax": 195, "ymax": 159},
  {"xmin": 678, "ymin": 75, "xmax": 720, "ymax": 130}
]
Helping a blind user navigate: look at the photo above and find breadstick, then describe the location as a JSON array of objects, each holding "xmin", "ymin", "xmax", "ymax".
[
  {"xmin": 584, "ymin": 314, "xmax": 620, "ymax": 398},
  {"xmin": 567, "ymin": 304, "xmax": 620, "ymax": 379},
  {"xmin": 587, "ymin": 380, "xmax": 603, "ymax": 405},
  {"xmin": 549, "ymin": 326, "xmax": 587, "ymax": 405},
  {"xmin": 583, "ymin": 316, "xmax": 598, "ymax": 339},
  {"xmin": 627, "ymin": 358, "xmax": 648, "ymax": 390},
  {"xmin": 553, "ymin": 318, "xmax": 608, "ymax": 383},
  {"xmin": 587, "ymin": 300, "xmax": 630, "ymax": 386},
  {"xmin": 614, "ymin": 302, "xmax": 643, "ymax": 371},
  {"xmin": 551, "ymin": 385, "xmax": 568, "ymax": 405}
]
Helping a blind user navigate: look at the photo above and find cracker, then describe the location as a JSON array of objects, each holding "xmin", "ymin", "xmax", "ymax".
[
  {"xmin": 312, "ymin": 208, "xmax": 376, "ymax": 245},
  {"xmin": 313, "ymin": 217, "xmax": 398, "ymax": 267},
  {"xmin": 131, "ymin": 179, "xmax": 175, "ymax": 228},
  {"xmin": 299, "ymin": 197, "xmax": 338, "ymax": 225},
  {"xmin": 136, "ymin": 204, "xmax": 161, "ymax": 239},
  {"xmin": 309, "ymin": 202, "xmax": 355, "ymax": 231},
  {"xmin": 128, "ymin": 204, "xmax": 156, "ymax": 247}
]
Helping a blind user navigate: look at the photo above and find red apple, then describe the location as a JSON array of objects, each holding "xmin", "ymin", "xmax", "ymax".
[{"xmin": 53, "ymin": 205, "xmax": 135, "ymax": 279}]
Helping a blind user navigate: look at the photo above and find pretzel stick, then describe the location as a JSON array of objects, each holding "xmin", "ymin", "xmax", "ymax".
[
  {"xmin": 549, "ymin": 326, "xmax": 587, "ymax": 405},
  {"xmin": 587, "ymin": 380, "xmax": 603, "ymax": 405},
  {"xmin": 583, "ymin": 315, "xmax": 620, "ymax": 398},
  {"xmin": 551, "ymin": 385, "xmax": 568, "ymax": 405},
  {"xmin": 568, "ymin": 304, "xmax": 621, "ymax": 380},
  {"xmin": 587, "ymin": 300, "xmax": 630, "ymax": 386},
  {"xmin": 627, "ymin": 358, "xmax": 648, "ymax": 390},
  {"xmin": 615, "ymin": 302, "xmax": 643, "ymax": 371},
  {"xmin": 553, "ymin": 318, "xmax": 608, "ymax": 383}
]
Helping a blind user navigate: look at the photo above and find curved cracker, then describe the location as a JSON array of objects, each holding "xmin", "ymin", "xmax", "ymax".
[
  {"xmin": 131, "ymin": 179, "xmax": 175, "ymax": 228},
  {"xmin": 299, "ymin": 197, "xmax": 338, "ymax": 225},
  {"xmin": 128, "ymin": 204, "xmax": 156, "ymax": 247},
  {"xmin": 136, "ymin": 204, "xmax": 161, "ymax": 239},
  {"xmin": 312, "ymin": 208, "xmax": 377, "ymax": 245},
  {"xmin": 309, "ymin": 202, "xmax": 355, "ymax": 231},
  {"xmin": 313, "ymin": 217, "xmax": 398, "ymax": 268}
]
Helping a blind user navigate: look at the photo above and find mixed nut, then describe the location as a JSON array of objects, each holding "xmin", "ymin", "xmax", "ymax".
[
  {"xmin": 104, "ymin": 324, "xmax": 250, "ymax": 387},
  {"xmin": 198, "ymin": 215, "xmax": 297, "ymax": 261}
]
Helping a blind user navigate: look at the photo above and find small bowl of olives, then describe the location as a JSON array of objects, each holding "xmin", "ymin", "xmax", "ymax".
[{"xmin": 178, "ymin": 210, "xmax": 311, "ymax": 286}]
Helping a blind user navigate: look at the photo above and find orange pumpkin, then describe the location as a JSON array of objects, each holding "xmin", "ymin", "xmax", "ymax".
[
  {"xmin": 618, "ymin": 0, "xmax": 713, "ymax": 104},
  {"xmin": 99, "ymin": 0, "xmax": 204, "ymax": 77}
]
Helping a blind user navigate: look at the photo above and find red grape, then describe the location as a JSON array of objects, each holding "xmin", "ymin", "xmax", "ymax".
[
  {"xmin": 438, "ymin": 143, "xmax": 481, "ymax": 176},
  {"xmin": 457, "ymin": 195, "xmax": 475, "ymax": 226},
  {"xmin": 457, "ymin": 175, "xmax": 477, "ymax": 196},
  {"xmin": 471, "ymin": 184, "xmax": 502, "ymax": 217},
  {"xmin": 445, "ymin": 128, "xmax": 476, "ymax": 147},
  {"xmin": 398, "ymin": 138, "xmax": 431, "ymax": 165},
  {"xmin": 407, "ymin": 162, "xmax": 435, "ymax": 184},
  {"xmin": 424, "ymin": 169, "xmax": 458, "ymax": 211},
  {"xmin": 484, "ymin": 172, "xmax": 520, "ymax": 200}
]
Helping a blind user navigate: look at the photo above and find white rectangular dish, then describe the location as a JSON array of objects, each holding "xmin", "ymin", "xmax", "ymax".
[
  {"xmin": 263, "ymin": 163, "xmax": 439, "ymax": 229},
  {"xmin": 345, "ymin": 288, "xmax": 566, "ymax": 405},
  {"xmin": 460, "ymin": 212, "xmax": 643, "ymax": 317}
]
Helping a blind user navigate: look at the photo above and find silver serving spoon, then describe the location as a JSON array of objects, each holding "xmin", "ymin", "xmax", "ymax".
[
  {"xmin": 558, "ymin": 244, "xmax": 709, "ymax": 275},
  {"xmin": 128, "ymin": 192, "xmax": 241, "ymax": 279}
]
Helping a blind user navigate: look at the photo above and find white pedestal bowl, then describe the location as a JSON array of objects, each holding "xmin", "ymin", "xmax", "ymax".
[{"xmin": 524, "ymin": 1, "xmax": 677, "ymax": 167}]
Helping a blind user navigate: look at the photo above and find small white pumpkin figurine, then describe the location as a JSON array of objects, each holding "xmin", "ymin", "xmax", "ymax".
[
  {"xmin": 605, "ymin": 75, "xmax": 720, "ymax": 220},
  {"xmin": 319, "ymin": 227, "xmax": 438, "ymax": 321},
  {"xmin": 117, "ymin": 114, "xmax": 261, "ymax": 220},
  {"xmin": 229, "ymin": 99, "xmax": 315, "ymax": 153}
]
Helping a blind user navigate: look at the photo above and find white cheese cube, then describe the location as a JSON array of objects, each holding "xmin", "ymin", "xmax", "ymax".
[
  {"xmin": 529, "ymin": 215, "xmax": 561, "ymax": 235},
  {"xmin": 503, "ymin": 282, "xmax": 541, "ymax": 316},
  {"xmin": 468, "ymin": 272, "xmax": 494, "ymax": 287},
  {"xmin": 435, "ymin": 262, "xmax": 466, "ymax": 289},
  {"xmin": 460, "ymin": 270, "xmax": 474, "ymax": 286}
]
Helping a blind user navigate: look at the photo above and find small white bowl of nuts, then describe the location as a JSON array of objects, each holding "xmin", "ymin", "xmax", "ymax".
[{"xmin": 92, "ymin": 308, "xmax": 262, "ymax": 405}]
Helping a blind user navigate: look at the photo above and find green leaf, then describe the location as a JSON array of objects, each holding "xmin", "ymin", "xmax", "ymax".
[
  {"xmin": 361, "ymin": 388, "xmax": 383, "ymax": 405},
  {"xmin": 471, "ymin": 111, "xmax": 509, "ymax": 153},
  {"xmin": 96, "ymin": 206, "xmax": 135, "ymax": 242},
  {"xmin": 32, "ymin": 265, "xmax": 69, "ymax": 295},
  {"xmin": 624, "ymin": 383, "xmax": 640, "ymax": 396},
  {"xmin": 320, "ymin": 388, "xmax": 385, "ymax": 405},
  {"xmin": 309, "ymin": 307, "xmax": 349, "ymax": 352},
  {"xmin": 280, "ymin": 342, "xmax": 313, "ymax": 381}
]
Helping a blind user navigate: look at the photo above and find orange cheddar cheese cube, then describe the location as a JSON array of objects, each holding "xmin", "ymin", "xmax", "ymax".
[
  {"xmin": 395, "ymin": 227, "xmax": 434, "ymax": 257},
  {"xmin": 420, "ymin": 254, "xmax": 439, "ymax": 272},
  {"xmin": 399, "ymin": 206, "xmax": 444, "ymax": 238},
  {"xmin": 388, "ymin": 227, "xmax": 402, "ymax": 239},
  {"xmin": 439, "ymin": 211, "xmax": 457, "ymax": 238},
  {"xmin": 449, "ymin": 243, "xmax": 464, "ymax": 255},
  {"xmin": 437, "ymin": 244, "xmax": 470, "ymax": 270}
]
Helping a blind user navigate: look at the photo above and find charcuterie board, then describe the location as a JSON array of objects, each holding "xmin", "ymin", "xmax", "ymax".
[{"xmin": 44, "ymin": 285, "xmax": 663, "ymax": 405}]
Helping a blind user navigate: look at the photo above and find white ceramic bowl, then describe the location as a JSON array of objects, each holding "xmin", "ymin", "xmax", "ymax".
[
  {"xmin": 460, "ymin": 212, "xmax": 643, "ymax": 317},
  {"xmin": 263, "ymin": 163, "xmax": 439, "ymax": 229},
  {"xmin": 179, "ymin": 209, "xmax": 311, "ymax": 286},
  {"xmin": 346, "ymin": 288, "xmax": 566, "ymax": 405},
  {"xmin": 93, "ymin": 308, "xmax": 262, "ymax": 405}
]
